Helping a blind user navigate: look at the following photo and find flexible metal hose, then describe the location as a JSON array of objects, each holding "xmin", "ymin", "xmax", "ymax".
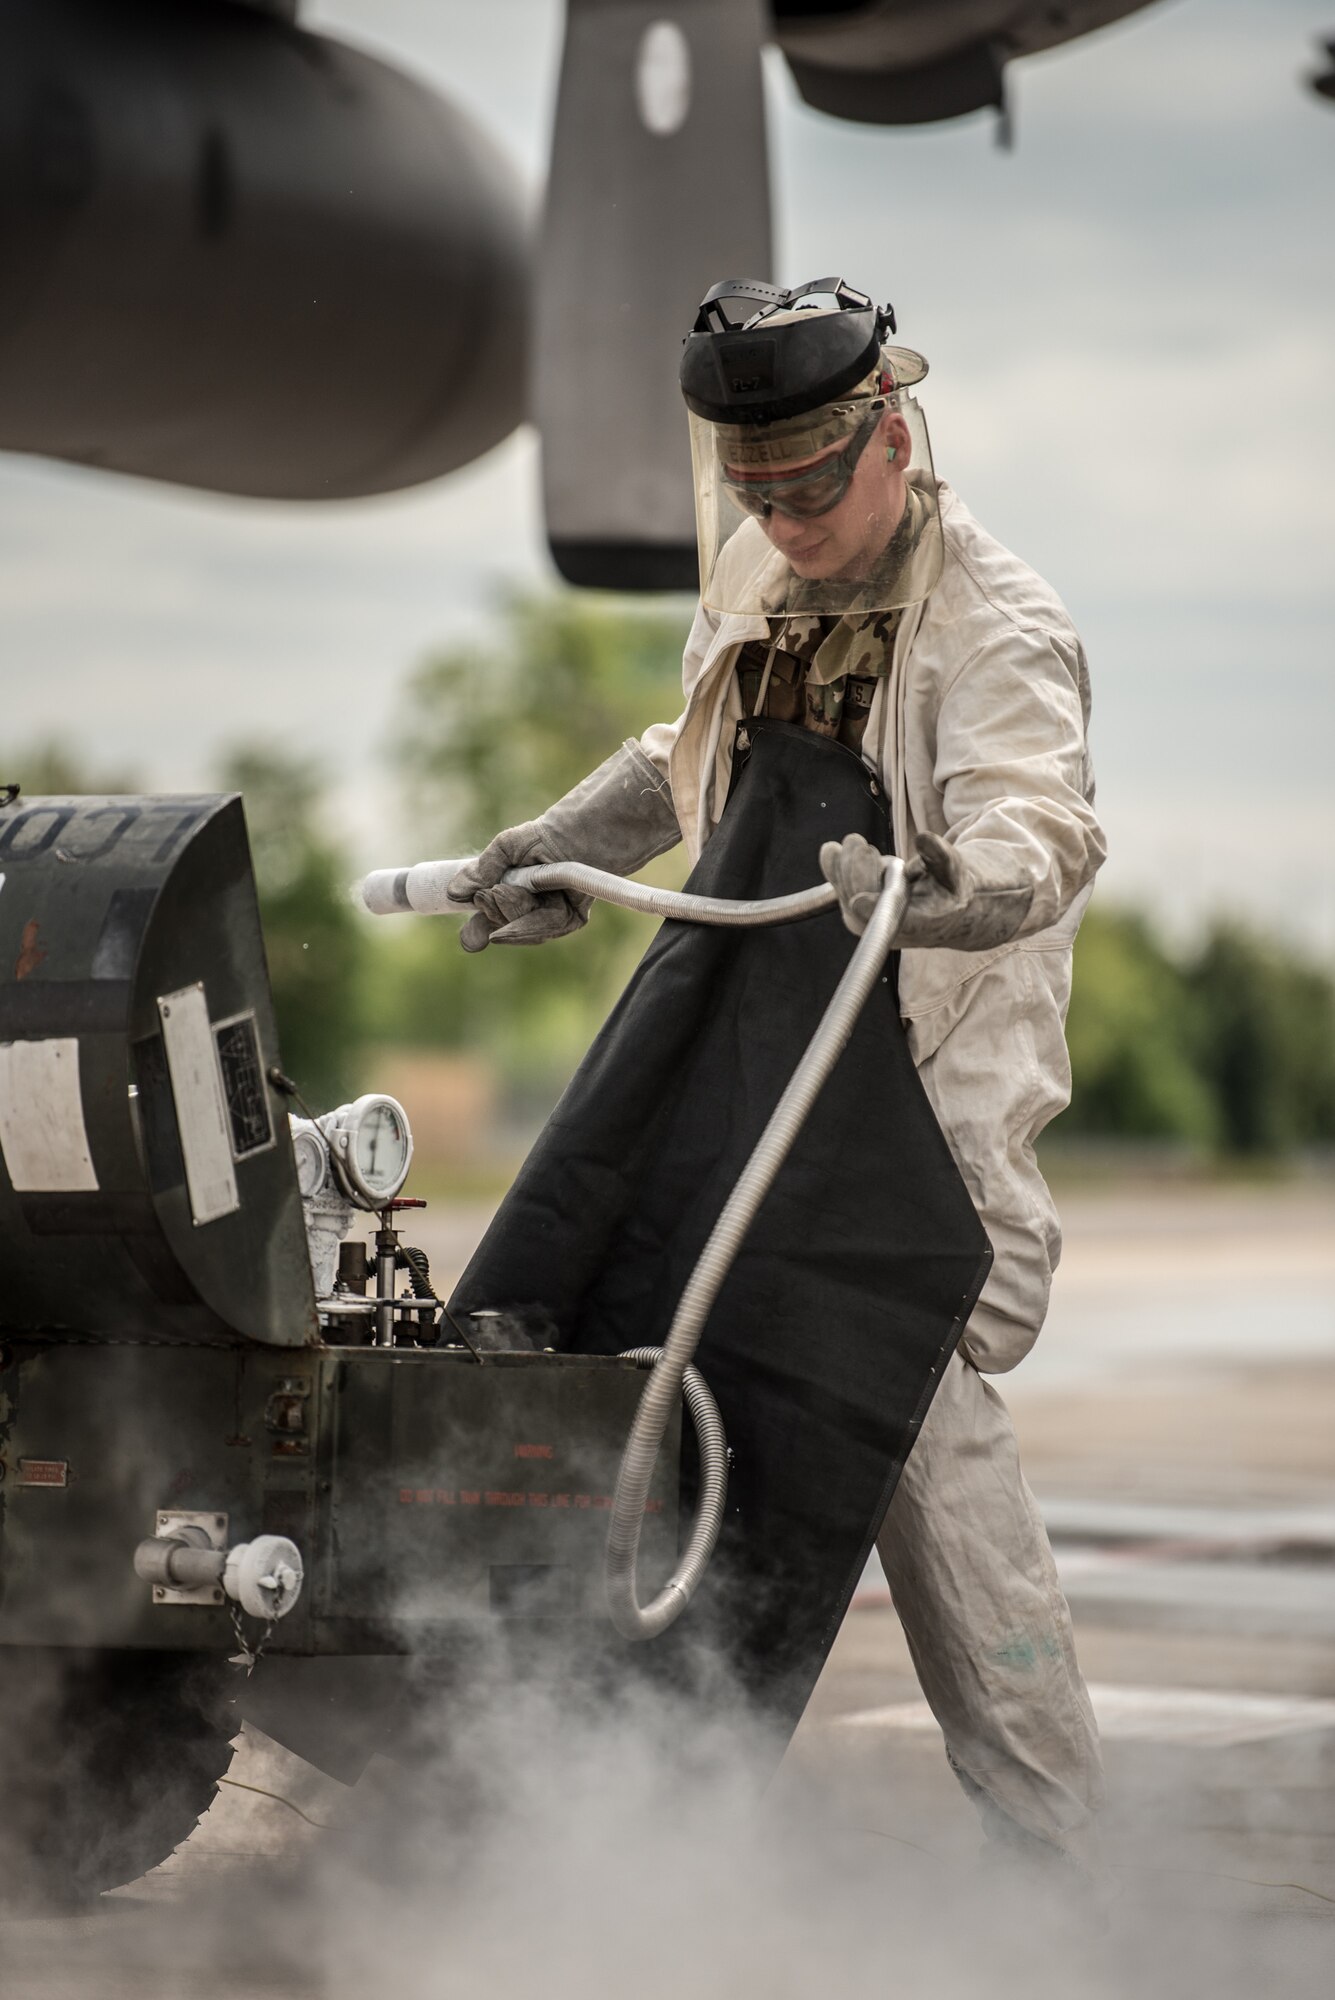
[
  {"xmin": 360, "ymin": 858, "xmax": 839, "ymax": 929},
  {"xmin": 613, "ymin": 1348, "xmax": 729, "ymax": 1630},
  {"xmin": 604, "ymin": 860, "xmax": 910, "ymax": 1640}
]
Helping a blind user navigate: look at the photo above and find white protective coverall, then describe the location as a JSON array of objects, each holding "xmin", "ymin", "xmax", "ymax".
[{"xmin": 639, "ymin": 480, "xmax": 1107, "ymax": 1844}]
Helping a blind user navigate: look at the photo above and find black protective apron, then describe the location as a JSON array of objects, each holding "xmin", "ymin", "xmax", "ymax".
[{"xmin": 451, "ymin": 720, "xmax": 991, "ymax": 1741}]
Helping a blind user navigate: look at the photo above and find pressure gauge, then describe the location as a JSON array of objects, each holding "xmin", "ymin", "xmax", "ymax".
[
  {"xmin": 288, "ymin": 1117, "xmax": 332, "ymax": 1199},
  {"xmin": 320, "ymin": 1095, "xmax": 414, "ymax": 1208}
]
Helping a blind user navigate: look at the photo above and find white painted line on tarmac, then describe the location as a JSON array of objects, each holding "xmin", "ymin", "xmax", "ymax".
[
  {"xmin": 1039, "ymin": 1497, "xmax": 1335, "ymax": 1550},
  {"xmin": 835, "ymin": 1683, "xmax": 1335, "ymax": 1748}
]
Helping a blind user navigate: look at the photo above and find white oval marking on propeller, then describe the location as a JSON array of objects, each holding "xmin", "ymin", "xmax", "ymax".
[{"xmin": 635, "ymin": 20, "xmax": 692, "ymax": 136}]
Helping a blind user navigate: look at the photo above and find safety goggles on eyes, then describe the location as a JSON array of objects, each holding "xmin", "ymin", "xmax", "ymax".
[{"xmin": 721, "ymin": 412, "xmax": 882, "ymax": 522}]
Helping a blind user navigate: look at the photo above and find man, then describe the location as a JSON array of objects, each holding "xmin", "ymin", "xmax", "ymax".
[{"xmin": 450, "ymin": 278, "xmax": 1106, "ymax": 1875}]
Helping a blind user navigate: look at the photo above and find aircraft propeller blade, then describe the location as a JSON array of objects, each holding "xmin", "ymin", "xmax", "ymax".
[{"xmin": 535, "ymin": 0, "xmax": 773, "ymax": 592}]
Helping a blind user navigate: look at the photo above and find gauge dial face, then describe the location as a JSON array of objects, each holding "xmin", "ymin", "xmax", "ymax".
[
  {"xmin": 290, "ymin": 1123, "xmax": 329, "ymax": 1198},
  {"xmin": 322, "ymin": 1094, "xmax": 414, "ymax": 1206},
  {"xmin": 353, "ymin": 1099, "xmax": 410, "ymax": 1197}
]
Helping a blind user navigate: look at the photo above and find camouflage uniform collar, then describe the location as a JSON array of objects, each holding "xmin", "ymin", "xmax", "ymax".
[
  {"xmin": 766, "ymin": 598, "xmax": 906, "ymax": 689},
  {"xmin": 809, "ymin": 607, "xmax": 904, "ymax": 687}
]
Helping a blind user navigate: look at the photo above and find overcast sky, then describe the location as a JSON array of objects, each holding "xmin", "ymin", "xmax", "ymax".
[{"xmin": 1, "ymin": 0, "xmax": 1331, "ymax": 948}]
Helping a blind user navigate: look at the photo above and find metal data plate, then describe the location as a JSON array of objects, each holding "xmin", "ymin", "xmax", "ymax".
[{"xmin": 157, "ymin": 984, "xmax": 240, "ymax": 1226}]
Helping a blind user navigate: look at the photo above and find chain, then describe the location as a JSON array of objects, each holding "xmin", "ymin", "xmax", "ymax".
[{"xmin": 227, "ymin": 1600, "xmax": 276, "ymax": 1677}]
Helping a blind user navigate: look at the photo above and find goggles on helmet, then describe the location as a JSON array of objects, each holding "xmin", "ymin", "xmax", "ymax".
[{"xmin": 720, "ymin": 412, "xmax": 881, "ymax": 523}]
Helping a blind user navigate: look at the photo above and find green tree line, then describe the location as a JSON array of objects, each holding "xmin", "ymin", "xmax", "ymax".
[
  {"xmin": 6, "ymin": 594, "xmax": 1333, "ymax": 1157},
  {"xmin": 1063, "ymin": 907, "xmax": 1335, "ymax": 1155}
]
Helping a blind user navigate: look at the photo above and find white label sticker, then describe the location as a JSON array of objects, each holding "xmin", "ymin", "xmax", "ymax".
[
  {"xmin": 158, "ymin": 984, "xmax": 239, "ymax": 1226},
  {"xmin": 0, "ymin": 1038, "xmax": 99, "ymax": 1191}
]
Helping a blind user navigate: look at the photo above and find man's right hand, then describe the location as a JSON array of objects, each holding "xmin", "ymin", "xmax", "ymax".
[
  {"xmin": 447, "ymin": 825, "xmax": 591, "ymax": 953},
  {"xmin": 448, "ymin": 741, "xmax": 680, "ymax": 953}
]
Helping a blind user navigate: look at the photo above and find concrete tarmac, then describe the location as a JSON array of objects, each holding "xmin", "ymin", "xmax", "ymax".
[{"xmin": 3, "ymin": 1180, "xmax": 1332, "ymax": 1996}]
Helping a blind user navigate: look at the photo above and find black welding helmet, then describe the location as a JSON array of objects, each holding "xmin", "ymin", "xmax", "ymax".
[{"xmin": 679, "ymin": 278, "xmax": 942, "ymax": 618}]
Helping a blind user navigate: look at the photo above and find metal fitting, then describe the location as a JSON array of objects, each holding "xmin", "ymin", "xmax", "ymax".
[{"xmin": 133, "ymin": 1515, "xmax": 304, "ymax": 1620}]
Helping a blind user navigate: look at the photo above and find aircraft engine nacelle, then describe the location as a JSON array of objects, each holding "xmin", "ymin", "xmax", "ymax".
[
  {"xmin": 0, "ymin": 0, "xmax": 529, "ymax": 499},
  {"xmin": 770, "ymin": 0, "xmax": 1162, "ymax": 127}
]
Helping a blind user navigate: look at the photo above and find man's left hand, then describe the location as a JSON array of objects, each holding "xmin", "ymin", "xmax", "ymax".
[
  {"xmin": 820, "ymin": 831, "xmax": 1035, "ymax": 951},
  {"xmin": 818, "ymin": 832, "xmax": 886, "ymax": 936}
]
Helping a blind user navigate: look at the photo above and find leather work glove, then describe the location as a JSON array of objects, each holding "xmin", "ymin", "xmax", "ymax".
[
  {"xmin": 819, "ymin": 830, "xmax": 1034, "ymax": 951},
  {"xmin": 448, "ymin": 741, "xmax": 680, "ymax": 952}
]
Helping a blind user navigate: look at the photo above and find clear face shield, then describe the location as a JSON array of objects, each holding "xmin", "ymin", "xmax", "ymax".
[{"xmin": 687, "ymin": 351, "xmax": 943, "ymax": 620}]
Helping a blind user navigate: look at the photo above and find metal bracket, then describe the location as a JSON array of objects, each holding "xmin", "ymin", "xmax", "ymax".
[{"xmin": 150, "ymin": 1508, "xmax": 228, "ymax": 1607}]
